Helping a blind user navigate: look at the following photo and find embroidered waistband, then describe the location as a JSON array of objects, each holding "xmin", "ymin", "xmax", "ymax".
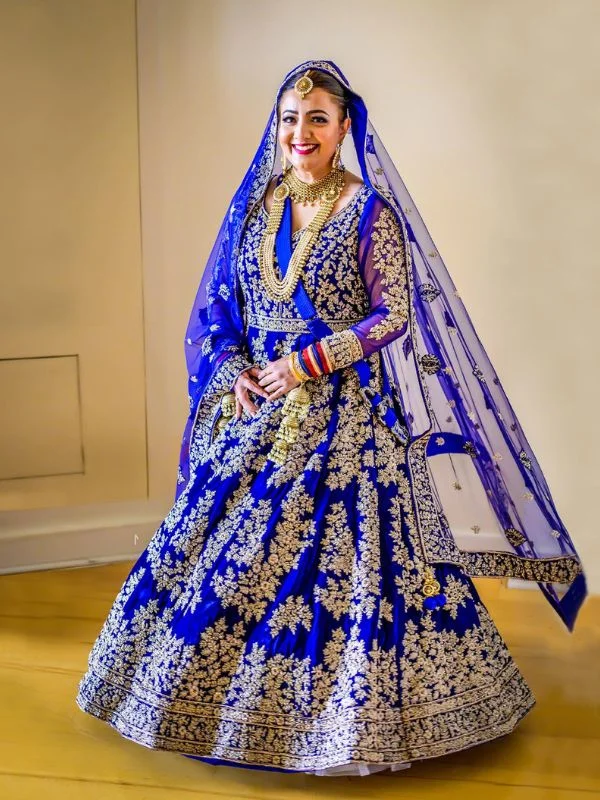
[{"xmin": 245, "ymin": 311, "xmax": 363, "ymax": 333}]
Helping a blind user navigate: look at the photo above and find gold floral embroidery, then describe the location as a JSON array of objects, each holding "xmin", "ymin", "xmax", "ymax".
[
  {"xmin": 245, "ymin": 311, "xmax": 363, "ymax": 333},
  {"xmin": 77, "ymin": 171, "xmax": 540, "ymax": 773},
  {"xmin": 320, "ymin": 328, "xmax": 363, "ymax": 370},
  {"xmin": 365, "ymin": 205, "xmax": 409, "ymax": 341},
  {"xmin": 505, "ymin": 527, "xmax": 526, "ymax": 548},
  {"xmin": 439, "ymin": 574, "xmax": 471, "ymax": 620},
  {"xmin": 400, "ymin": 606, "xmax": 526, "ymax": 708},
  {"xmin": 77, "ymin": 447, "xmax": 535, "ymax": 767},
  {"xmin": 211, "ymin": 484, "xmax": 316, "ymax": 624},
  {"xmin": 77, "ymin": 402, "xmax": 536, "ymax": 768},
  {"xmin": 267, "ymin": 595, "xmax": 313, "ymax": 637}
]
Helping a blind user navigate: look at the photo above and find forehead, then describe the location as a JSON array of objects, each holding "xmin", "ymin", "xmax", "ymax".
[{"xmin": 278, "ymin": 86, "xmax": 338, "ymax": 113}]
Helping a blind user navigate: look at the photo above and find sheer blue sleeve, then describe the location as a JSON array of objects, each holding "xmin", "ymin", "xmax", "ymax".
[{"xmin": 318, "ymin": 194, "xmax": 409, "ymax": 370}]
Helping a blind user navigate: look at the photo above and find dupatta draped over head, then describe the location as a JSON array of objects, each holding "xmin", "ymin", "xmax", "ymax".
[{"xmin": 178, "ymin": 59, "xmax": 587, "ymax": 630}]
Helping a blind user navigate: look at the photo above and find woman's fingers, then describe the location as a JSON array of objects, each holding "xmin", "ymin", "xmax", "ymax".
[
  {"xmin": 232, "ymin": 372, "xmax": 263, "ymax": 417},
  {"xmin": 257, "ymin": 361, "xmax": 287, "ymax": 383},
  {"xmin": 243, "ymin": 376, "xmax": 270, "ymax": 399},
  {"xmin": 233, "ymin": 361, "xmax": 301, "ymax": 415},
  {"xmin": 238, "ymin": 391, "xmax": 259, "ymax": 415},
  {"xmin": 233, "ymin": 382, "xmax": 260, "ymax": 415},
  {"xmin": 266, "ymin": 376, "xmax": 299, "ymax": 401},
  {"xmin": 257, "ymin": 371, "xmax": 278, "ymax": 389}
]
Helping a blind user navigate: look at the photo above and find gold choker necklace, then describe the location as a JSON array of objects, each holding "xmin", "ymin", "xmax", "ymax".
[
  {"xmin": 284, "ymin": 165, "xmax": 345, "ymax": 206},
  {"xmin": 258, "ymin": 165, "xmax": 346, "ymax": 302}
]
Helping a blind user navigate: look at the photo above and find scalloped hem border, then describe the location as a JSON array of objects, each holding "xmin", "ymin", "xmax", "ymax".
[{"xmin": 75, "ymin": 672, "xmax": 536, "ymax": 774}]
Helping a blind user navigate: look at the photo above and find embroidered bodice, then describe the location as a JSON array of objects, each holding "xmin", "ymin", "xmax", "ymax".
[{"xmin": 236, "ymin": 183, "xmax": 410, "ymax": 369}]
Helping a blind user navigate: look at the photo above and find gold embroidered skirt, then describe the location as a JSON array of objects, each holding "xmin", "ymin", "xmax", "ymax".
[{"xmin": 76, "ymin": 367, "xmax": 535, "ymax": 775}]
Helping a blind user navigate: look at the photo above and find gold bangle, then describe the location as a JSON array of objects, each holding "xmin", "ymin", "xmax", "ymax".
[
  {"xmin": 288, "ymin": 352, "xmax": 307, "ymax": 383},
  {"xmin": 295, "ymin": 350, "xmax": 312, "ymax": 382},
  {"xmin": 288, "ymin": 351, "xmax": 310, "ymax": 383}
]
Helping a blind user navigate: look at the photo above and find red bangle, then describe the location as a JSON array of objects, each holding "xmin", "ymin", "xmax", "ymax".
[
  {"xmin": 315, "ymin": 341, "xmax": 333, "ymax": 374},
  {"xmin": 304, "ymin": 345, "xmax": 322, "ymax": 377},
  {"xmin": 299, "ymin": 346, "xmax": 320, "ymax": 378}
]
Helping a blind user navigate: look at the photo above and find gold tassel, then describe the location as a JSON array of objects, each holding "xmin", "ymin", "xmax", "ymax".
[
  {"xmin": 214, "ymin": 391, "xmax": 236, "ymax": 438},
  {"xmin": 267, "ymin": 385, "xmax": 311, "ymax": 466}
]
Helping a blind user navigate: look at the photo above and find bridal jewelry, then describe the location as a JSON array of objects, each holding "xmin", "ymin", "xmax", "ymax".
[
  {"xmin": 260, "ymin": 148, "xmax": 345, "ymax": 464},
  {"xmin": 214, "ymin": 391, "xmax": 236, "ymax": 437},
  {"xmin": 258, "ymin": 164, "xmax": 346, "ymax": 303},
  {"xmin": 284, "ymin": 163, "xmax": 345, "ymax": 207},
  {"xmin": 332, "ymin": 141, "xmax": 342, "ymax": 169},
  {"xmin": 268, "ymin": 384, "xmax": 311, "ymax": 466},
  {"xmin": 421, "ymin": 567, "xmax": 447, "ymax": 610},
  {"xmin": 294, "ymin": 70, "xmax": 313, "ymax": 99},
  {"xmin": 288, "ymin": 350, "xmax": 310, "ymax": 384}
]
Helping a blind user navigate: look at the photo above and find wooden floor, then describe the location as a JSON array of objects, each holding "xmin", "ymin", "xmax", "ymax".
[{"xmin": 0, "ymin": 562, "xmax": 598, "ymax": 800}]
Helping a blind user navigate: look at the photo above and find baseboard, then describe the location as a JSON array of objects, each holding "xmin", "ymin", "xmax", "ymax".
[{"xmin": 0, "ymin": 498, "xmax": 170, "ymax": 574}]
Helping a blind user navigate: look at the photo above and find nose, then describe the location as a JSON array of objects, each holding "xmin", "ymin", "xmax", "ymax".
[{"xmin": 296, "ymin": 118, "xmax": 313, "ymax": 141}]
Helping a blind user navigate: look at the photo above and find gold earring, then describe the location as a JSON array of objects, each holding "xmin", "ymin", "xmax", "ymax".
[
  {"xmin": 281, "ymin": 150, "xmax": 287, "ymax": 172},
  {"xmin": 332, "ymin": 142, "xmax": 342, "ymax": 169}
]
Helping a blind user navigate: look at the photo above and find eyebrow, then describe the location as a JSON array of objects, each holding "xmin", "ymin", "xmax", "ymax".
[{"xmin": 281, "ymin": 108, "xmax": 330, "ymax": 115}]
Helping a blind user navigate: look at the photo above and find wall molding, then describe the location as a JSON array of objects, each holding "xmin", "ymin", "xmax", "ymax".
[{"xmin": 0, "ymin": 499, "xmax": 169, "ymax": 574}]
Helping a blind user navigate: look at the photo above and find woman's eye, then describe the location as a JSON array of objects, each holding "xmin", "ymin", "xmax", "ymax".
[{"xmin": 281, "ymin": 115, "xmax": 328, "ymax": 124}]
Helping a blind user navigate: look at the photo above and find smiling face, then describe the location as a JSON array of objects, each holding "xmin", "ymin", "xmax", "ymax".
[{"xmin": 277, "ymin": 87, "xmax": 351, "ymax": 177}]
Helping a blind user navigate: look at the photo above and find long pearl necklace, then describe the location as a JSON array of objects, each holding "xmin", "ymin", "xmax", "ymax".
[{"xmin": 259, "ymin": 165, "xmax": 346, "ymax": 303}]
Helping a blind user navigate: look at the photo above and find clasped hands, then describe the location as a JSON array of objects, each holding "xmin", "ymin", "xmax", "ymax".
[{"xmin": 232, "ymin": 357, "xmax": 301, "ymax": 419}]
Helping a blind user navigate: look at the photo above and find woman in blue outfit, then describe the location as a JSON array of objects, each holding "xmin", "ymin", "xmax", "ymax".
[{"xmin": 76, "ymin": 60, "xmax": 586, "ymax": 777}]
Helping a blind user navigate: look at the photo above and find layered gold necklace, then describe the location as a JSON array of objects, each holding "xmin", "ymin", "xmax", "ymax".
[{"xmin": 259, "ymin": 165, "xmax": 346, "ymax": 303}]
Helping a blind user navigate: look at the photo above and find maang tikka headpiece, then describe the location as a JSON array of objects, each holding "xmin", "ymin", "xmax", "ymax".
[{"xmin": 294, "ymin": 70, "xmax": 314, "ymax": 99}]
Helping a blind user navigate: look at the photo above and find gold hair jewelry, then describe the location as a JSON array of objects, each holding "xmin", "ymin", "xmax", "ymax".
[
  {"xmin": 294, "ymin": 70, "xmax": 313, "ymax": 99},
  {"xmin": 258, "ymin": 165, "xmax": 345, "ymax": 302}
]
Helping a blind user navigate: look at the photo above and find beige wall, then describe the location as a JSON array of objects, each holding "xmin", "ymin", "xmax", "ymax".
[
  {"xmin": 0, "ymin": 0, "xmax": 147, "ymax": 510},
  {"xmin": 1, "ymin": 0, "xmax": 598, "ymax": 592},
  {"xmin": 137, "ymin": 0, "xmax": 599, "ymax": 592}
]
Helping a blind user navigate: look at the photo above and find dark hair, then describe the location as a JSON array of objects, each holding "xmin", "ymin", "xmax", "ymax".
[{"xmin": 278, "ymin": 69, "xmax": 350, "ymax": 120}]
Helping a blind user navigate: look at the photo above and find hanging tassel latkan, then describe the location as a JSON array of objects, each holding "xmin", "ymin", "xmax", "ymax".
[
  {"xmin": 422, "ymin": 567, "xmax": 447, "ymax": 611},
  {"xmin": 267, "ymin": 384, "xmax": 311, "ymax": 466}
]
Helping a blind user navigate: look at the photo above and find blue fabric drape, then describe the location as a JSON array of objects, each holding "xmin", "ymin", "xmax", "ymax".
[{"xmin": 176, "ymin": 59, "xmax": 587, "ymax": 630}]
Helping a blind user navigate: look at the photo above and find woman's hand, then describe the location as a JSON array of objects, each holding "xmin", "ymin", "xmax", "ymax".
[
  {"xmin": 233, "ymin": 366, "xmax": 270, "ymax": 419},
  {"xmin": 257, "ymin": 357, "xmax": 301, "ymax": 402}
]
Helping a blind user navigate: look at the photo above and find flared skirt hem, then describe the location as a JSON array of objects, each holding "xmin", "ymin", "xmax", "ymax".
[{"xmin": 75, "ymin": 665, "xmax": 536, "ymax": 775}]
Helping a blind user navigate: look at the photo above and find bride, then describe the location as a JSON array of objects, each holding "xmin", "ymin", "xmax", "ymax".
[{"xmin": 76, "ymin": 59, "xmax": 586, "ymax": 777}]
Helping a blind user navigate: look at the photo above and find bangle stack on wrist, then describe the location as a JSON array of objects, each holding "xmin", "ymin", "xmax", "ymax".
[
  {"xmin": 288, "ymin": 341, "xmax": 337, "ymax": 384},
  {"xmin": 302, "ymin": 341, "xmax": 334, "ymax": 377}
]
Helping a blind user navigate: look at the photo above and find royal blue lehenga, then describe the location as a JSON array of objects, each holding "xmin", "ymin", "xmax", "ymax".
[{"xmin": 76, "ymin": 182, "xmax": 536, "ymax": 776}]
